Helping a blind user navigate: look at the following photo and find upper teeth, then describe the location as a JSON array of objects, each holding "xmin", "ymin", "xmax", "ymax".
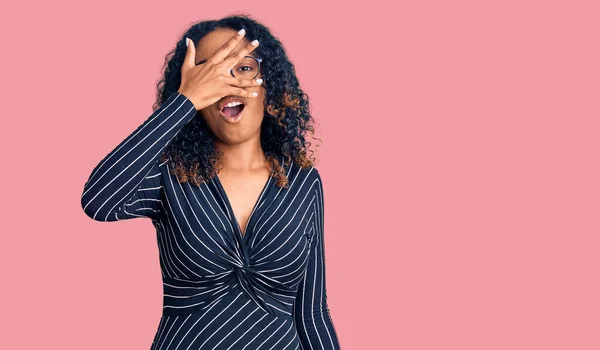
[{"xmin": 225, "ymin": 101, "xmax": 243, "ymax": 107}]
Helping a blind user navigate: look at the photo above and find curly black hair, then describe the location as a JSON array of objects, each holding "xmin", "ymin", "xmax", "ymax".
[{"xmin": 154, "ymin": 13, "xmax": 321, "ymax": 189}]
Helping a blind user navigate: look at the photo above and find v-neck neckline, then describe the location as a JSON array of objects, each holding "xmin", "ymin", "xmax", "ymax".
[{"xmin": 213, "ymin": 165, "xmax": 275, "ymax": 240}]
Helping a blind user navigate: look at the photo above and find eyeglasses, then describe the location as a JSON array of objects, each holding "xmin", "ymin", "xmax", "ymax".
[{"xmin": 195, "ymin": 56, "xmax": 263, "ymax": 80}]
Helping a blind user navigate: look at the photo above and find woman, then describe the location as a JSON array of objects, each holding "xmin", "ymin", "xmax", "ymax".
[{"xmin": 80, "ymin": 14, "xmax": 341, "ymax": 350}]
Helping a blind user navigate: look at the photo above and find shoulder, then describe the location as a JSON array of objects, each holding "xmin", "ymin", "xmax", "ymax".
[
  {"xmin": 300, "ymin": 165, "xmax": 323, "ymax": 194},
  {"xmin": 291, "ymin": 162, "xmax": 321, "ymax": 180},
  {"xmin": 286, "ymin": 161, "xmax": 323, "ymax": 194}
]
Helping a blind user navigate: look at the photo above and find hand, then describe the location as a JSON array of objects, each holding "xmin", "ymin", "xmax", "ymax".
[{"xmin": 177, "ymin": 30, "xmax": 263, "ymax": 111}]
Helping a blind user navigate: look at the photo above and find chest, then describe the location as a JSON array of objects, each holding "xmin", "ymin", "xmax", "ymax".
[
  {"xmin": 157, "ymin": 169, "xmax": 315, "ymax": 276},
  {"xmin": 216, "ymin": 170, "xmax": 272, "ymax": 238}
]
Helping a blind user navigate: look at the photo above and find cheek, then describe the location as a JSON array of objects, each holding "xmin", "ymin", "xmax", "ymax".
[
  {"xmin": 246, "ymin": 93, "xmax": 266, "ymax": 115},
  {"xmin": 199, "ymin": 109, "xmax": 210, "ymax": 123},
  {"xmin": 198, "ymin": 109, "xmax": 219, "ymax": 131}
]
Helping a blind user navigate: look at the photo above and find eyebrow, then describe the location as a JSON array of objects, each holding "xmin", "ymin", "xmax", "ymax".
[{"xmin": 195, "ymin": 53, "xmax": 259, "ymax": 66}]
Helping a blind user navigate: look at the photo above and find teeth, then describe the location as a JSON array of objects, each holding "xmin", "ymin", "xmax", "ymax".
[{"xmin": 225, "ymin": 101, "xmax": 243, "ymax": 107}]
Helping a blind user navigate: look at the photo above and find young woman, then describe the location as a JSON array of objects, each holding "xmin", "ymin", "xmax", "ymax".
[{"xmin": 81, "ymin": 15, "xmax": 341, "ymax": 350}]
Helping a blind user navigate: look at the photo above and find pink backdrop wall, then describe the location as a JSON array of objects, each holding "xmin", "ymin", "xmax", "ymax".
[{"xmin": 2, "ymin": 0, "xmax": 599, "ymax": 349}]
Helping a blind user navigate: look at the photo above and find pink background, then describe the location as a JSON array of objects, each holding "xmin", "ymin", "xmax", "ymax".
[{"xmin": 3, "ymin": 0, "xmax": 599, "ymax": 349}]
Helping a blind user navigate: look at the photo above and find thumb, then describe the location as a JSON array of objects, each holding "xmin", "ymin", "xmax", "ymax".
[{"xmin": 184, "ymin": 37, "xmax": 196, "ymax": 69}]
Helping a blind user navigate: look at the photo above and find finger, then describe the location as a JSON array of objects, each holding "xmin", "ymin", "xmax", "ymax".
[
  {"xmin": 208, "ymin": 28, "xmax": 247, "ymax": 64},
  {"xmin": 222, "ymin": 39, "xmax": 259, "ymax": 71},
  {"xmin": 223, "ymin": 76, "xmax": 263, "ymax": 87},
  {"xmin": 183, "ymin": 37, "xmax": 196, "ymax": 69},
  {"xmin": 227, "ymin": 86, "xmax": 259, "ymax": 98}
]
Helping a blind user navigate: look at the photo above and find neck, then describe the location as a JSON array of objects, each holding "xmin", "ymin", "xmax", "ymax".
[{"xmin": 214, "ymin": 138, "xmax": 268, "ymax": 172}]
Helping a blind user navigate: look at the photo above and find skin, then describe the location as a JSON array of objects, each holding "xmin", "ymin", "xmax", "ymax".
[{"xmin": 194, "ymin": 27, "xmax": 271, "ymax": 236}]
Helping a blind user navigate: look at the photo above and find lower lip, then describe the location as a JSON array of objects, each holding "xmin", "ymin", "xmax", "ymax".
[{"xmin": 219, "ymin": 106, "xmax": 245, "ymax": 123}]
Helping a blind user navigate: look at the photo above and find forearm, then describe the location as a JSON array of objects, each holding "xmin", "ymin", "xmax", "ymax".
[{"xmin": 81, "ymin": 91, "xmax": 196, "ymax": 221}]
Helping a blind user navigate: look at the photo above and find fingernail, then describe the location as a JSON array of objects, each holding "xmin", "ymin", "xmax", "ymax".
[
  {"xmin": 251, "ymin": 39, "xmax": 259, "ymax": 46},
  {"xmin": 238, "ymin": 29, "xmax": 245, "ymax": 36},
  {"xmin": 256, "ymin": 78, "xmax": 263, "ymax": 84},
  {"xmin": 186, "ymin": 37, "xmax": 189, "ymax": 47},
  {"xmin": 252, "ymin": 92, "xmax": 258, "ymax": 97}
]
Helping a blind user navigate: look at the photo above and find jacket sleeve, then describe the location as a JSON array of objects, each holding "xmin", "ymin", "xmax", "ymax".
[
  {"xmin": 294, "ymin": 170, "xmax": 342, "ymax": 349},
  {"xmin": 80, "ymin": 91, "xmax": 197, "ymax": 222}
]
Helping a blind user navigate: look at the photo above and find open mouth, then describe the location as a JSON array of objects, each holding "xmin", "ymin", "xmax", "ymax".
[{"xmin": 219, "ymin": 100, "xmax": 246, "ymax": 122}]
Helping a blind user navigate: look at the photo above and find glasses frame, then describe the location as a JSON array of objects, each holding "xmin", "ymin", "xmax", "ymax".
[{"xmin": 195, "ymin": 56, "xmax": 263, "ymax": 80}]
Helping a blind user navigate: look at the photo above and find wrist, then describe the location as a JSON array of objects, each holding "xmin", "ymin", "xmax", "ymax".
[{"xmin": 177, "ymin": 90, "xmax": 200, "ymax": 110}]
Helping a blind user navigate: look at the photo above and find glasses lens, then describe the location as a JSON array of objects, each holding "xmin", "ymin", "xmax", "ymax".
[{"xmin": 232, "ymin": 57, "xmax": 260, "ymax": 79}]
